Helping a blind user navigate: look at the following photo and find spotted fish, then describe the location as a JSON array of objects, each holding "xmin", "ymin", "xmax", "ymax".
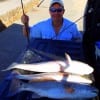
[{"xmin": 7, "ymin": 78, "xmax": 98, "ymax": 99}]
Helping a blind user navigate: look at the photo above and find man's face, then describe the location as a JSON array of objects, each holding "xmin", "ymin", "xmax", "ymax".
[{"xmin": 49, "ymin": 3, "xmax": 65, "ymax": 21}]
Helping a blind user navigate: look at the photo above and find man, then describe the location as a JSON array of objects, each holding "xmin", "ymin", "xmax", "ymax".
[{"xmin": 21, "ymin": 0, "xmax": 82, "ymax": 41}]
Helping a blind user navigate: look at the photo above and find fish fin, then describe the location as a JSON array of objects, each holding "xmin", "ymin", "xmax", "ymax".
[
  {"xmin": 65, "ymin": 53, "xmax": 71, "ymax": 66},
  {"xmin": 2, "ymin": 62, "xmax": 18, "ymax": 71},
  {"xmin": 59, "ymin": 66, "xmax": 65, "ymax": 72}
]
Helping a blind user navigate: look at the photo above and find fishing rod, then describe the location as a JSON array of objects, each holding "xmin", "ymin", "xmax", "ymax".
[
  {"xmin": 21, "ymin": 0, "xmax": 25, "ymax": 14},
  {"xmin": 63, "ymin": 6, "xmax": 95, "ymax": 32},
  {"xmin": 68, "ymin": 15, "xmax": 85, "ymax": 29},
  {"xmin": 21, "ymin": 0, "xmax": 30, "ymax": 44},
  {"xmin": 37, "ymin": 0, "xmax": 45, "ymax": 7}
]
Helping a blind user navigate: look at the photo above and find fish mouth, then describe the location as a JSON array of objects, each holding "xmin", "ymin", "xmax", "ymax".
[{"xmin": 92, "ymin": 88, "xmax": 99, "ymax": 94}]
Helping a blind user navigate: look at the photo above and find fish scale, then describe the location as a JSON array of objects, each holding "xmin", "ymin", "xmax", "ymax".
[
  {"xmin": 13, "ymin": 72, "xmax": 92, "ymax": 84},
  {"xmin": 26, "ymin": 81, "xmax": 98, "ymax": 99},
  {"xmin": 3, "ymin": 54, "xmax": 94, "ymax": 75},
  {"xmin": 7, "ymin": 79, "xmax": 98, "ymax": 99}
]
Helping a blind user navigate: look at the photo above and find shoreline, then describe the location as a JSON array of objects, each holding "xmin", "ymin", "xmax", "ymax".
[{"xmin": 0, "ymin": 0, "xmax": 40, "ymax": 32}]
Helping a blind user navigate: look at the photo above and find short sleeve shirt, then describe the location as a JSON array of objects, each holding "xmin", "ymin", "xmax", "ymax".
[{"xmin": 30, "ymin": 18, "xmax": 82, "ymax": 40}]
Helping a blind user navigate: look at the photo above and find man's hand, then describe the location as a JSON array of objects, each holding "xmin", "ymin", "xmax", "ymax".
[
  {"xmin": 21, "ymin": 14, "xmax": 30, "ymax": 37},
  {"xmin": 21, "ymin": 14, "xmax": 29, "ymax": 25}
]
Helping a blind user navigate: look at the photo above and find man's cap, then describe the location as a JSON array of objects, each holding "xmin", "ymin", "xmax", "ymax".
[{"xmin": 50, "ymin": 0, "xmax": 64, "ymax": 7}]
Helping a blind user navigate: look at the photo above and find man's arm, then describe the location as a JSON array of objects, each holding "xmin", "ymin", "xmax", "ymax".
[{"xmin": 21, "ymin": 14, "xmax": 30, "ymax": 37}]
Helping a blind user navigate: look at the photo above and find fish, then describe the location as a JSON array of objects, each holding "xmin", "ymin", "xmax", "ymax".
[
  {"xmin": 13, "ymin": 72, "xmax": 92, "ymax": 84},
  {"xmin": 3, "ymin": 53, "xmax": 94, "ymax": 75},
  {"xmin": 64, "ymin": 53, "xmax": 94, "ymax": 75},
  {"xmin": 7, "ymin": 78, "xmax": 98, "ymax": 99},
  {"xmin": 3, "ymin": 61, "xmax": 65, "ymax": 73}
]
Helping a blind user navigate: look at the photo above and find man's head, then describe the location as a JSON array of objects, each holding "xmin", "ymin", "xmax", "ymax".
[
  {"xmin": 50, "ymin": 0, "xmax": 64, "ymax": 8},
  {"xmin": 49, "ymin": 0, "xmax": 65, "ymax": 21}
]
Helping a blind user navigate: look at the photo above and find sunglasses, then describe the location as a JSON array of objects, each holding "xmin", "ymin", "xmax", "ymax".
[{"xmin": 49, "ymin": 7, "xmax": 64, "ymax": 13}]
